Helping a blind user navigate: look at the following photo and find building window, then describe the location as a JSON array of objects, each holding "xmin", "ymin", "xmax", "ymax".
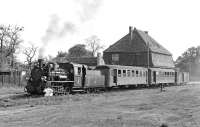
[{"xmin": 112, "ymin": 54, "xmax": 119, "ymax": 62}]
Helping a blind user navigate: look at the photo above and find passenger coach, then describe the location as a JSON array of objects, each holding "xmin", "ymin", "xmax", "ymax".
[{"xmin": 95, "ymin": 65, "xmax": 148, "ymax": 88}]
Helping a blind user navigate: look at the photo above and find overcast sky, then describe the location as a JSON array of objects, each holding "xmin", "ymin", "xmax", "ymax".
[{"xmin": 1, "ymin": 0, "xmax": 200, "ymax": 62}]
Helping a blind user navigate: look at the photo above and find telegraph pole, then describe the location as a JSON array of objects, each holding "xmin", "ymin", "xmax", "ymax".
[{"xmin": 147, "ymin": 41, "xmax": 150, "ymax": 86}]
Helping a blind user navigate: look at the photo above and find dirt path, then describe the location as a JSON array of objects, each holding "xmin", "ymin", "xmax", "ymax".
[{"xmin": 0, "ymin": 84, "xmax": 200, "ymax": 127}]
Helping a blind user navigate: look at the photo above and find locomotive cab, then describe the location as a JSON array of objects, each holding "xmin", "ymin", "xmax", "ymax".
[{"xmin": 58, "ymin": 62, "xmax": 87, "ymax": 88}]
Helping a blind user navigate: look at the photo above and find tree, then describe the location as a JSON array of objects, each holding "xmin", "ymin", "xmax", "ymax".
[
  {"xmin": 175, "ymin": 46, "xmax": 200, "ymax": 72},
  {"xmin": 85, "ymin": 35, "xmax": 104, "ymax": 57},
  {"xmin": 68, "ymin": 44, "xmax": 92, "ymax": 57},
  {"xmin": 23, "ymin": 43, "xmax": 37, "ymax": 70},
  {"xmin": 56, "ymin": 51, "xmax": 68, "ymax": 58},
  {"xmin": 0, "ymin": 25, "xmax": 24, "ymax": 66}
]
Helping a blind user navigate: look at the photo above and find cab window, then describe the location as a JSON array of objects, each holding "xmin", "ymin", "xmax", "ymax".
[{"xmin": 78, "ymin": 67, "xmax": 81, "ymax": 75}]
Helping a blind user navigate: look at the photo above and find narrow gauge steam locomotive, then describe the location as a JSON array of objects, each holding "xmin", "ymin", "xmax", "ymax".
[{"xmin": 25, "ymin": 59, "xmax": 189, "ymax": 95}]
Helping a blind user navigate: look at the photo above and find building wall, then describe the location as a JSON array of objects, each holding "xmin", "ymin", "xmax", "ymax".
[{"xmin": 103, "ymin": 52, "xmax": 153, "ymax": 67}]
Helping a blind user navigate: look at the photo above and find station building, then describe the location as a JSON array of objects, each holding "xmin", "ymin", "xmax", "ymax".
[{"xmin": 103, "ymin": 26, "xmax": 175, "ymax": 69}]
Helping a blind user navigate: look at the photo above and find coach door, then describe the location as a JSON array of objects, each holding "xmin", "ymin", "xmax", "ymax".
[
  {"xmin": 74, "ymin": 66, "xmax": 82, "ymax": 87},
  {"xmin": 148, "ymin": 69, "xmax": 152, "ymax": 85},
  {"xmin": 113, "ymin": 69, "xmax": 117, "ymax": 84},
  {"xmin": 153, "ymin": 71, "xmax": 156, "ymax": 83},
  {"xmin": 175, "ymin": 72, "xmax": 177, "ymax": 83}
]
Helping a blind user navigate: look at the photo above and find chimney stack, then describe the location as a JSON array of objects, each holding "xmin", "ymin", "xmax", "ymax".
[
  {"xmin": 97, "ymin": 52, "xmax": 105, "ymax": 65},
  {"xmin": 129, "ymin": 26, "xmax": 133, "ymax": 41}
]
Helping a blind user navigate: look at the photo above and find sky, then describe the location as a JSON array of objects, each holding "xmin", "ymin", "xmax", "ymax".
[{"xmin": 1, "ymin": 0, "xmax": 200, "ymax": 62}]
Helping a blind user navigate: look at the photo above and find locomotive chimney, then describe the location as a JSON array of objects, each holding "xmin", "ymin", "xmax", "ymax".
[{"xmin": 38, "ymin": 59, "xmax": 43, "ymax": 68}]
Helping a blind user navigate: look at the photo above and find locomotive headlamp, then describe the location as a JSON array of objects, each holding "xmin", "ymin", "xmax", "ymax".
[{"xmin": 41, "ymin": 76, "xmax": 47, "ymax": 81}]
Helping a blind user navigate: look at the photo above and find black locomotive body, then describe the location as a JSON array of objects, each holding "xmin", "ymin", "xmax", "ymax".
[{"xmin": 25, "ymin": 59, "xmax": 70, "ymax": 94}]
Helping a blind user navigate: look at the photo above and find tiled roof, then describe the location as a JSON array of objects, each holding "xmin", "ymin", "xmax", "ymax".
[
  {"xmin": 67, "ymin": 57, "xmax": 97, "ymax": 66},
  {"xmin": 137, "ymin": 29, "xmax": 171, "ymax": 55},
  {"xmin": 104, "ymin": 28, "xmax": 172, "ymax": 55}
]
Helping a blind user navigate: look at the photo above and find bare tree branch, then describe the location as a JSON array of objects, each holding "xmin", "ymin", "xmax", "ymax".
[
  {"xmin": 0, "ymin": 25, "xmax": 23, "ymax": 58},
  {"xmin": 85, "ymin": 35, "xmax": 104, "ymax": 57},
  {"xmin": 23, "ymin": 43, "xmax": 38, "ymax": 69}
]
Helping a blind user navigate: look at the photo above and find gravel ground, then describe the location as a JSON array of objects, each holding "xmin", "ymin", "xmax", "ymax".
[{"xmin": 0, "ymin": 83, "xmax": 200, "ymax": 127}]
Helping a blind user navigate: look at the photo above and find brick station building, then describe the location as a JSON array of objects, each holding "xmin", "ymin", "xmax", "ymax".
[{"xmin": 103, "ymin": 26, "xmax": 175, "ymax": 69}]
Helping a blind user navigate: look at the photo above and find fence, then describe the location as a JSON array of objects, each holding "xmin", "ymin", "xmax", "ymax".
[{"xmin": 0, "ymin": 71, "xmax": 26, "ymax": 87}]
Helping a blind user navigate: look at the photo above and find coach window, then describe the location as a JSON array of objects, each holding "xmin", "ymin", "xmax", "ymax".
[
  {"xmin": 140, "ymin": 71, "xmax": 142, "ymax": 77},
  {"xmin": 118, "ymin": 70, "xmax": 121, "ymax": 77},
  {"xmin": 127, "ymin": 70, "xmax": 130, "ymax": 77},
  {"xmin": 136, "ymin": 70, "xmax": 139, "ymax": 77},
  {"xmin": 143, "ymin": 71, "xmax": 146, "ymax": 77},
  {"xmin": 111, "ymin": 69, "xmax": 114, "ymax": 76},
  {"xmin": 123, "ymin": 70, "xmax": 126, "ymax": 77},
  {"xmin": 132, "ymin": 70, "xmax": 135, "ymax": 77}
]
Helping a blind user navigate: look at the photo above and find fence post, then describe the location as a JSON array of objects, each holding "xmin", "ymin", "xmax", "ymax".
[
  {"xmin": 2, "ymin": 75, "xmax": 3, "ymax": 86},
  {"xmin": 18, "ymin": 71, "xmax": 21, "ymax": 87}
]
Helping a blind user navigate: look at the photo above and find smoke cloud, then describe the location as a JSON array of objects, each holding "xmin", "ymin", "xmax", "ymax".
[
  {"xmin": 39, "ymin": 0, "xmax": 103, "ymax": 58},
  {"xmin": 76, "ymin": 0, "xmax": 103, "ymax": 22},
  {"xmin": 38, "ymin": 15, "xmax": 77, "ymax": 58}
]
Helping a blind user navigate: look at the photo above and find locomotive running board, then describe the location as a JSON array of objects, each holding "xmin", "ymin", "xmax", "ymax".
[{"xmin": 47, "ymin": 81, "xmax": 74, "ymax": 83}]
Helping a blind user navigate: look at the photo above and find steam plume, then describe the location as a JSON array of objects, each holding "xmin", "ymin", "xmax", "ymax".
[
  {"xmin": 39, "ymin": 0, "xmax": 103, "ymax": 58},
  {"xmin": 76, "ymin": 0, "xmax": 103, "ymax": 22},
  {"xmin": 38, "ymin": 15, "xmax": 76, "ymax": 58}
]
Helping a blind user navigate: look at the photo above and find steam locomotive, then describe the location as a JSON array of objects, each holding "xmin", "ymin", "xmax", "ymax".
[
  {"xmin": 25, "ymin": 59, "xmax": 73, "ymax": 94},
  {"xmin": 25, "ymin": 59, "xmax": 189, "ymax": 95}
]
